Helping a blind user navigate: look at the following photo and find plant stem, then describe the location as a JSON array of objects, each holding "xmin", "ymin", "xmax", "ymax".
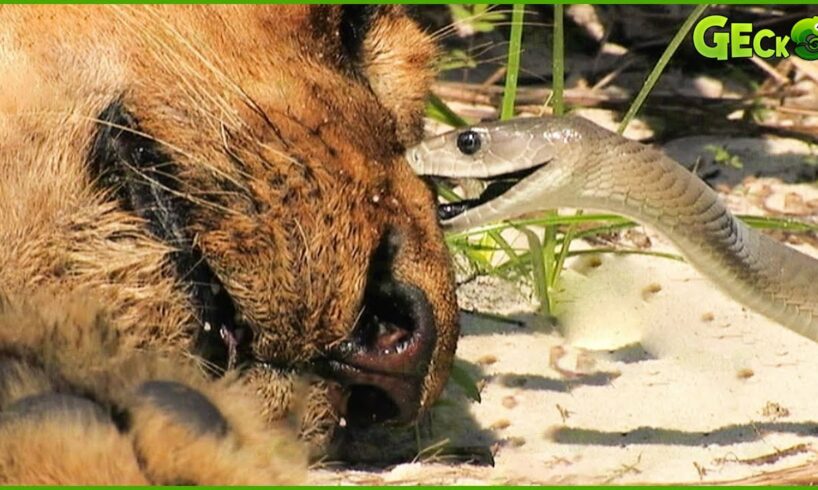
[
  {"xmin": 427, "ymin": 93, "xmax": 469, "ymax": 128},
  {"xmin": 536, "ymin": 4, "xmax": 567, "ymax": 312},
  {"xmin": 541, "ymin": 211, "xmax": 558, "ymax": 313},
  {"xmin": 551, "ymin": 211, "xmax": 581, "ymax": 289},
  {"xmin": 501, "ymin": 4, "xmax": 525, "ymax": 121},
  {"xmin": 520, "ymin": 227, "xmax": 551, "ymax": 316},
  {"xmin": 552, "ymin": 4, "xmax": 565, "ymax": 116},
  {"xmin": 618, "ymin": 4, "xmax": 709, "ymax": 134}
]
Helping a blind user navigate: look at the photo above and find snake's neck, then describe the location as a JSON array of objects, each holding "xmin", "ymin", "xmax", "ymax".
[{"xmin": 568, "ymin": 139, "xmax": 818, "ymax": 341}]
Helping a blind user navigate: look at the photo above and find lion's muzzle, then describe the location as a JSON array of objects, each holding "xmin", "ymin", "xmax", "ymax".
[{"xmin": 315, "ymin": 230, "xmax": 437, "ymax": 428}]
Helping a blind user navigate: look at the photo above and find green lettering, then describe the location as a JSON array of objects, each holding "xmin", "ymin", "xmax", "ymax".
[
  {"xmin": 731, "ymin": 23, "xmax": 753, "ymax": 58},
  {"xmin": 694, "ymin": 15, "xmax": 730, "ymax": 60},
  {"xmin": 752, "ymin": 29, "xmax": 775, "ymax": 58},
  {"xmin": 776, "ymin": 35, "xmax": 791, "ymax": 58}
]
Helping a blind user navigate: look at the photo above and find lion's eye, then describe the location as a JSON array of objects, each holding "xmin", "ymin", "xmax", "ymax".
[{"xmin": 456, "ymin": 130, "xmax": 481, "ymax": 155}]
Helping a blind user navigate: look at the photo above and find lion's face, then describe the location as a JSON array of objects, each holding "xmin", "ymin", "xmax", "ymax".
[{"xmin": 13, "ymin": 5, "xmax": 457, "ymax": 433}]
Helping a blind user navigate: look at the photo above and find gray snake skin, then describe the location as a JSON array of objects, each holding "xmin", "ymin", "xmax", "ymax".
[{"xmin": 407, "ymin": 115, "xmax": 818, "ymax": 342}]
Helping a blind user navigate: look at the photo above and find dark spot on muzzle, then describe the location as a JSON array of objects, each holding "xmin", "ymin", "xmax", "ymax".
[{"xmin": 315, "ymin": 230, "xmax": 437, "ymax": 428}]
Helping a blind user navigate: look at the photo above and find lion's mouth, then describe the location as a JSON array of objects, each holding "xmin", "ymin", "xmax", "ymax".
[
  {"xmin": 313, "ymin": 230, "xmax": 437, "ymax": 428},
  {"xmin": 315, "ymin": 275, "xmax": 437, "ymax": 428}
]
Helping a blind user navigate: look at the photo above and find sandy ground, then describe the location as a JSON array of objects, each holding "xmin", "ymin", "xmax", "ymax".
[{"xmin": 309, "ymin": 132, "xmax": 818, "ymax": 485}]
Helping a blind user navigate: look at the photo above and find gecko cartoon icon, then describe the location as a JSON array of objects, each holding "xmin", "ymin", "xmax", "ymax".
[{"xmin": 791, "ymin": 16, "xmax": 818, "ymax": 61}]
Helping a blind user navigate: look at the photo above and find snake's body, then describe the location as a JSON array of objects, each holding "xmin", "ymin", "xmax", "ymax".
[{"xmin": 407, "ymin": 115, "xmax": 818, "ymax": 342}]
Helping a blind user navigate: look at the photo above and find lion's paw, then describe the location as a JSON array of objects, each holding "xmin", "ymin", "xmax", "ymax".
[{"xmin": 0, "ymin": 298, "xmax": 306, "ymax": 485}]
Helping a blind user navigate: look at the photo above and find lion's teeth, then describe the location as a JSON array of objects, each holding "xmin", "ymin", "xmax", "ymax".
[
  {"xmin": 203, "ymin": 321, "xmax": 212, "ymax": 332},
  {"xmin": 339, "ymin": 417, "xmax": 347, "ymax": 428}
]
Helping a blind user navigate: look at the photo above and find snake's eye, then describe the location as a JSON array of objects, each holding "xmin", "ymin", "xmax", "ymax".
[{"xmin": 456, "ymin": 130, "xmax": 481, "ymax": 155}]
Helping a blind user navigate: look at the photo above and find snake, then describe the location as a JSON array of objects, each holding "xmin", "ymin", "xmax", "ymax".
[{"xmin": 406, "ymin": 115, "xmax": 818, "ymax": 343}]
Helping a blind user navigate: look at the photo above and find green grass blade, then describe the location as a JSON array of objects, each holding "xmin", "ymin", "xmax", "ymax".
[
  {"xmin": 444, "ymin": 214, "xmax": 632, "ymax": 241},
  {"xmin": 738, "ymin": 215, "xmax": 818, "ymax": 232},
  {"xmin": 519, "ymin": 227, "xmax": 550, "ymax": 316},
  {"xmin": 571, "ymin": 221, "xmax": 636, "ymax": 241},
  {"xmin": 427, "ymin": 93, "xmax": 469, "ymax": 128},
  {"xmin": 450, "ymin": 359, "xmax": 481, "ymax": 403},
  {"xmin": 438, "ymin": 185, "xmax": 522, "ymax": 271},
  {"xmin": 568, "ymin": 248, "xmax": 685, "ymax": 262},
  {"xmin": 551, "ymin": 210, "xmax": 582, "ymax": 289},
  {"xmin": 501, "ymin": 4, "xmax": 525, "ymax": 121},
  {"xmin": 445, "ymin": 212, "xmax": 817, "ymax": 242},
  {"xmin": 536, "ymin": 5, "xmax": 566, "ymax": 308},
  {"xmin": 617, "ymin": 4, "xmax": 709, "ymax": 134},
  {"xmin": 551, "ymin": 4, "xmax": 565, "ymax": 117},
  {"xmin": 541, "ymin": 211, "xmax": 558, "ymax": 311},
  {"xmin": 487, "ymin": 230, "xmax": 523, "ymax": 269},
  {"xmin": 435, "ymin": 183, "xmax": 462, "ymax": 203}
]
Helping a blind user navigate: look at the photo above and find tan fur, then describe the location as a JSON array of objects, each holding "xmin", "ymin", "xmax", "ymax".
[
  {"xmin": 0, "ymin": 293, "xmax": 306, "ymax": 484},
  {"xmin": 0, "ymin": 417, "xmax": 149, "ymax": 485},
  {"xmin": 0, "ymin": 6, "xmax": 455, "ymax": 483}
]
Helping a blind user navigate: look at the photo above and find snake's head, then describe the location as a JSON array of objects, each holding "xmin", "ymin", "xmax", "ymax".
[{"xmin": 406, "ymin": 116, "xmax": 585, "ymax": 231}]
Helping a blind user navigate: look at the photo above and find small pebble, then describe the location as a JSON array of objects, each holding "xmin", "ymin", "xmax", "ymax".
[
  {"xmin": 761, "ymin": 401, "xmax": 790, "ymax": 419},
  {"xmin": 641, "ymin": 283, "xmax": 662, "ymax": 300},
  {"xmin": 507, "ymin": 436, "xmax": 526, "ymax": 448},
  {"xmin": 477, "ymin": 354, "xmax": 498, "ymax": 366},
  {"xmin": 575, "ymin": 352, "xmax": 596, "ymax": 372}
]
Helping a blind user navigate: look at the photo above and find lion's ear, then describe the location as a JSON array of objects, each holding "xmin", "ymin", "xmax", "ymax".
[{"xmin": 340, "ymin": 6, "xmax": 438, "ymax": 146}]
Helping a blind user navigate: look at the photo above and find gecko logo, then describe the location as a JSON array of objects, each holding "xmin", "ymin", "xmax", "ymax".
[{"xmin": 694, "ymin": 15, "xmax": 818, "ymax": 61}]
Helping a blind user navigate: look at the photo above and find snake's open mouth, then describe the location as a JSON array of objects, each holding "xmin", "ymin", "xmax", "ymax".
[
  {"xmin": 314, "ymin": 232, "xmax": 437, "ymax": 428},
  {"xmin": 437, "ymin": 162, "xmax": 547, "ymax": 221}
]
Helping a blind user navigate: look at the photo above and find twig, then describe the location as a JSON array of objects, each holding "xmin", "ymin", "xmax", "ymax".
[{"xmin": 748, "ymin": 56, "xmax": 789, "ymax": 86}]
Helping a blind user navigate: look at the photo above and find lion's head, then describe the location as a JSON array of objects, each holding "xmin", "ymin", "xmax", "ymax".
[{"xmin": 1, "ymin": 5, "xmax": 457, "ymax": 451}]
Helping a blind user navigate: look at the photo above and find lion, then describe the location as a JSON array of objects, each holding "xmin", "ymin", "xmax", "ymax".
[{"xmin": 0, "ymin": 5, "xmax": 458, "ymax": 484}]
